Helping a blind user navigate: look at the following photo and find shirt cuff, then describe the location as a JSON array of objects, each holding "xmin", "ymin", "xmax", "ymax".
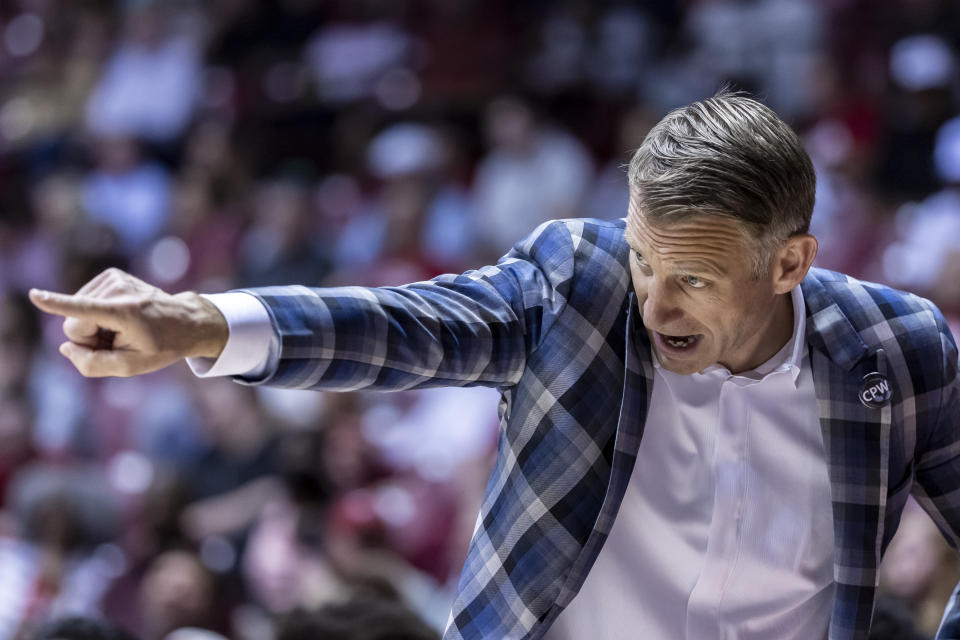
[{"xmin": 186, "ymin": 292, "xmax": 276, "ymax": 379}]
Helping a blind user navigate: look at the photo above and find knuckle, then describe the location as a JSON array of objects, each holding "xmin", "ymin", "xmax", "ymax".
[{"xmin": 64, "ymin": 316, "xmax": 86, "ymax": 330}]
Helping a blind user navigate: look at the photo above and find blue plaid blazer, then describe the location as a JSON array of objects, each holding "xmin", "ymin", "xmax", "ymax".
[{"xmin": 238, "ymin": 217, "xmax": 960, "ymax": 640}]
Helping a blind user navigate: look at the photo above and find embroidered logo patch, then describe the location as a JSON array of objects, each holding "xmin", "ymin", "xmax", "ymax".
[{"xmin": 859, "ymin": 372, "xmax": 892, "ymax": 408}]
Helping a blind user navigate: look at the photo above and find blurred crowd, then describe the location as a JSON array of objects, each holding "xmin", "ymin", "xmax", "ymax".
[{"xmin": 1, "ymin": 0, "xmax": 959, "ymax": 639}]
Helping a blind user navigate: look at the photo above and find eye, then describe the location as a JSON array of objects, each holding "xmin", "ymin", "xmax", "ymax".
[
  {"xmin": 683, "ymin": 275, "xmax": 708, "ymax": 289},
  {"xmin": 633, "ymin": 251, "xmax": 653, "ymax": 274}
]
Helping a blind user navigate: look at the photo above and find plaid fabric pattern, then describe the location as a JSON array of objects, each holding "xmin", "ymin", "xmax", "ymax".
[{"xmin": 238, "ymin": 217, "xmax": 960, "ymax": 640}]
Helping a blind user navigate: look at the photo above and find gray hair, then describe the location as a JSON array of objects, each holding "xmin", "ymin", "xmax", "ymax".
[{"xmin": 627, "ymin": 92, "xmax": 815, "ymax": 277}]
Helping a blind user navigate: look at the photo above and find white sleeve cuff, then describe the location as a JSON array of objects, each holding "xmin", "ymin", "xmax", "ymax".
[{"xmin": 186, "ymin": 292, "xmax": 276, "ymax": 379}]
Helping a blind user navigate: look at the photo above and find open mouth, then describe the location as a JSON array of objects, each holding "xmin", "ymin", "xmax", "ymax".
[{"xmin": 654, "ymin": 331, "xmax": 703, "ymax": 356}]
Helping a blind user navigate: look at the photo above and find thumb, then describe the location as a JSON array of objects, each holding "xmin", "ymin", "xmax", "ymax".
[
  {"xmin": 59, "ymin": 341, "xmax": 133, "ymax": 378},
  {"xmin": 58, "ymin": 341, "xmax": 179, "ymax": 378}
]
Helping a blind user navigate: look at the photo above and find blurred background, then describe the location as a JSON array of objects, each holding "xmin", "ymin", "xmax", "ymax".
[{"xmin": 0, "ymin": 0, "xmax": 959, "ymax": 639}]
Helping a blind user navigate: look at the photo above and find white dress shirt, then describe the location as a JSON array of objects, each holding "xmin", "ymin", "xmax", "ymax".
[{"xmin": 550, "ymin": 286, "xmax": 835, "ymax": 640}]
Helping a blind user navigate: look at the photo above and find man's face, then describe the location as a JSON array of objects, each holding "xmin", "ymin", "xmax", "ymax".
[{"xmin": 626, "ymin": 202, "xmax": 787, "ymax": 375}]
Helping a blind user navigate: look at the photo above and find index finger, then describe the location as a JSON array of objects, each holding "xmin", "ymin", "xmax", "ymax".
[{"xmin": 29, "ymin": 289, "xmax": 121, "ymax": 324}]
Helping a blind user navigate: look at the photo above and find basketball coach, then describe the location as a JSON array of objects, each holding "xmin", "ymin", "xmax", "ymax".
[{"xmin": 30, "ymin": 93, "xmax": 960, "ymax": 640}]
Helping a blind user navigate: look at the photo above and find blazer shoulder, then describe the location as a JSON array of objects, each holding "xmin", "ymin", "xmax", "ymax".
[
  {"xmin": 805, "ymin": 267, "xmax": 951, "ymax": 361},
  {"xmin": 518, "ymin": 217, "xmax": 632, "ymax": 326},
  {"xmin": 808, "ymin": 267, "xmax": 942, "ymax": 321},
  {"xmin": 550, "ymin": 216, "xmax": 629, "ymax": 259},
  {"xmin": 518, "ymin": 216, "xmax": 629, "ymax": 272}
]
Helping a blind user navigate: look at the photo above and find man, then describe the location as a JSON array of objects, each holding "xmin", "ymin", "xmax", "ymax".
[{"xmin": 30, "ymin": 94, "xmax": 960, "ymax": 640}]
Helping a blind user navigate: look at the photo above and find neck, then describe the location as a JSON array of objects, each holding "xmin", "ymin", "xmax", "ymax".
[{"xmin": 728, "ymin": 292, "xmax": 795, "ymax": 374}]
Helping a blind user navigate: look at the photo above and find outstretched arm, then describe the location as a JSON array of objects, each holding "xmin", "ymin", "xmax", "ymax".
[{"xmin": 29, "ymin": 220, "xmax": 576, "ymax": 387}]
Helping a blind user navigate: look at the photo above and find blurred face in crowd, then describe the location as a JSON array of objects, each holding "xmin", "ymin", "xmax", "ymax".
[
  {"xmin": 254, "ymin": 180, "xmax": 310, "ymax": 248},
  {"xmin": 0, "ymin": 396, "xmax": 31, "ymax": 463},
  {"xmin": 141, "ymin": 550, "xmax": 214, "ymax": 637},
  {"xmin": 625, "ymin": 195, "xmax": 816, "ymax": 375},
  {"xmin": 484, "ymin": 97, "xmax": 535, "ymax": 153}
]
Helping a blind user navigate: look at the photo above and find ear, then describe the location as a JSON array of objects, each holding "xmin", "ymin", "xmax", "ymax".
[{"xmin": 771, "ymin": 234, "xmax": 818, "ymax": 294}]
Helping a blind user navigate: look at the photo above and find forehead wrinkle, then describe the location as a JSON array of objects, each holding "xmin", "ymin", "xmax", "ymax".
[
  {"xmin": 624, "ymin": 222, "xmax": 641, "ymax": 249},
  {"xmin": 657, "ymin": 244, "xmax": 741, "ymax": 259},
  {"xmin": 641, "ymin": 221, "xmax": 747, "ymax": 247},
  {"xmin": 655, "ymin": 253, "xmax": 730, "ymax": 278},
  {"xmin": 633, "ymin": 241, "xmax": 731, "ymax": 277},
  {"xmin": 631, "ymin": 216, "xmax": 746, "ymax": 277},
  {"xmin": 670, "ymin": 257, "xmax": 729, "ymax": 277},
  {"xmin": 635, "ymin": 225, "xmax": 745, "ymax": 256}
]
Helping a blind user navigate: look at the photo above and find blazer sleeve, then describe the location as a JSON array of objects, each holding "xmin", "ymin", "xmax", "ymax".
[
  {"xmin": 230, "ymin": 219, "xmax": 575, "ymax": 392},
  {"xmin": 909, "ymin": 309, "xmax": 960, "ymax": 638}
]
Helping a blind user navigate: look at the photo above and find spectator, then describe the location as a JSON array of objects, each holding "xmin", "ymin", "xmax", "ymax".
[
  {"xmin": 586, "ymin": 105, "xmax": 656, "ymax": 220},
  {"xmin": 238, "ymin": 177, "xmax": 331, "ymax": 288},
  {"xmin": 137, "ymin": 550, "xmax": 220, "ymax": 640},
  {"xmin": 0, "ymin": 466, "xmax": 120, "ymax": 640},
  {"xmin": 879, "ymin": 114, "xmax": 960, "ymax": 313},
  {"xmin": 303, "ymin": 15, "xmax": 417, "ymax": 105},
  {"xmin": 0, "ymin": 389, "xmax": 36, "ymax": 511},
  {"xmin": 472, "ymin": 96, "xmax": 593, "ymax": 257},
  {"xmin": 331, "ymin": 122, "xmax": 475, "ymax": 284},
  {"xmin": 80, "ymin": 137, "xmax": 172, "ymax": 257},
  {"xmin": 84, "ymin": 4, "xmax": 202, "ymax": 144}
]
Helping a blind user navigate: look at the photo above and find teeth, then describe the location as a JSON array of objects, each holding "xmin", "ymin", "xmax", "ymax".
[{"xmin": 666, "ymin": 336, "xmax": 692, "ymax": 347}]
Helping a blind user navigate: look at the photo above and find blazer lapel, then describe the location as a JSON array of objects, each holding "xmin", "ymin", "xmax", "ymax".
[
  {"xmin": 803, "ymin": 274, "xmax": 893, "ymax": 640},
  {"xmin": 543, "ymin": 293, "xmax": 654, "ymax": 631}
]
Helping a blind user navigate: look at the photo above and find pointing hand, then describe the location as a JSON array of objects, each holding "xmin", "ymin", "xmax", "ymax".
[{"xmin": 29, "ymin": 268, "xmax": 228, "ymax": 378}]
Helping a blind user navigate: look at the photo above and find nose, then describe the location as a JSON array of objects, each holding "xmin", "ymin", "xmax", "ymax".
[{"xmin": 642, "ymin": 277, "xmax": 684, "ymax": 329}]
